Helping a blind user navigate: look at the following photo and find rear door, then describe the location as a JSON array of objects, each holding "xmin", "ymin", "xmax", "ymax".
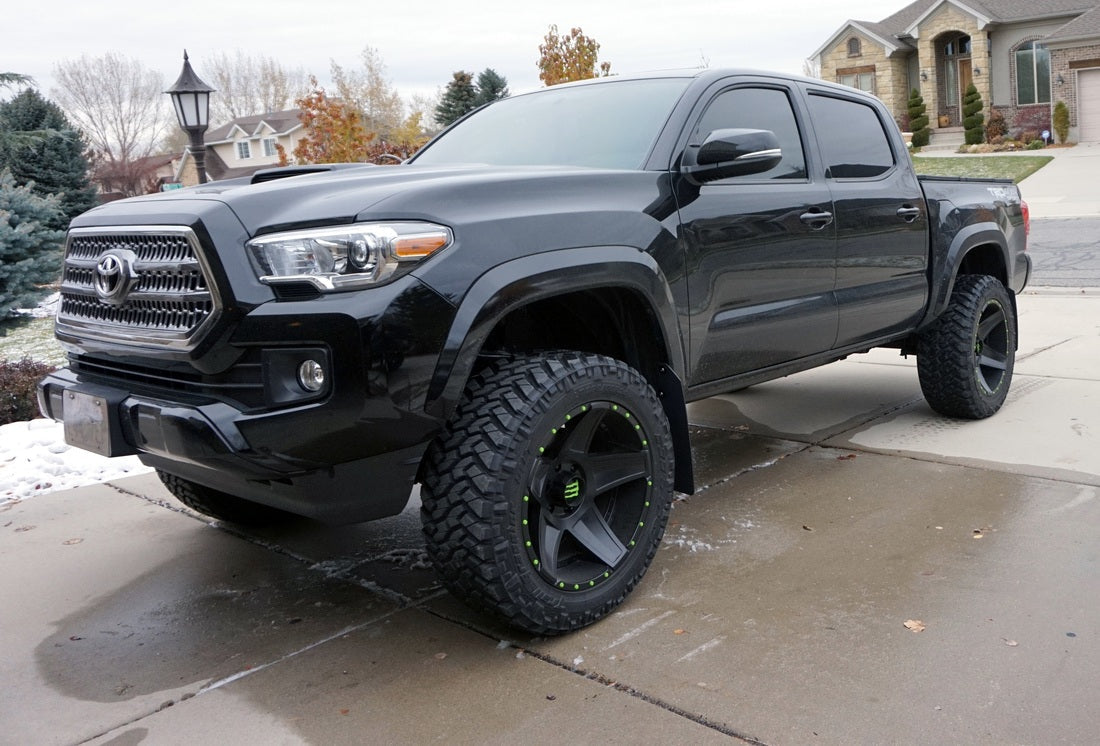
[
  {"xmin": 677, "ymin": 79, "xmax": 838, "ymax": 386},
  {"xmin": 804, "ymin": 90, "xmax": 929, "ymax": 347}
]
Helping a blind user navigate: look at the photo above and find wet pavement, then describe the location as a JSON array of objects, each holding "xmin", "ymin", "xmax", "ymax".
[{"xmin": 3, "ymin": 289, "xmax": 1099, "ymax": 745}]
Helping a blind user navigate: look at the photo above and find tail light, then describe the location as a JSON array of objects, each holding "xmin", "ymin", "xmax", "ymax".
[{"xmin": 1021, "ymin": 200, "xmax": 1030, "ymax": 239}]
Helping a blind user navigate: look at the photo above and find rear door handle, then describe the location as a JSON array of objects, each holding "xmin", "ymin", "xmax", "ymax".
[
  {"xmin": 897, "ymin": 206, "xmax": 922, "ymax": 222},
  {"xmin": 800, "ymin": 210, "xmax": 834, "ymax": 230}
]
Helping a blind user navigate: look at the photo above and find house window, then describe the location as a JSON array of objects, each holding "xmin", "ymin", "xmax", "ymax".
[
  {"xmin": 838, "ymin": 71, "xmax": 875, "ymax": 94},
  {"xmin": 263, "ymin": 138, "xmax": 278, "ymax": 157},
  {"xmin": 848, "ymin": 38, "xmax": 862, "ymax": 57},
  {"xmin": 236, "ymin": 141, "xmax": 252, "ymax": 160},
  {"xmin": 1016, "ymin": 41, "xmax": 1051, "ymax": 105}
]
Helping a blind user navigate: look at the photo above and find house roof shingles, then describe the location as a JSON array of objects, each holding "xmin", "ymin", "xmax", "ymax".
[
  {"xmin": 833, "ymin": 0, "xmax": 1100, "ymax": 56},
  {"xmin": 204, "ymin": 108, "xmax": 302, "ymax": 144}
]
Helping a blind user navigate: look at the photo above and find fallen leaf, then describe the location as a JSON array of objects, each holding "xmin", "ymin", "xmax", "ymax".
[
  {"xmin": 434, "ymin": 652, "xmax": 447, "ymax": 660},
  {"xmin": 904, "ymin": 619, "xmax": 926, "ymax": 633},
  {"xmin": 14, "ymin": 525, "xmax": 35, "ymax": 532},
  {"xmin": 802, "ymin": 525, "xmax": 814, "ymax": 532},
  {"xmin": 1003, "ymin": 639, "xmax": 1019, "ymax": 647},
  {"xmin": 837, "ymin": 454, "xmax": 857, "ymax": 461},
  {"xmin": 546, "ymin": 694, "xmax": 557, "ymax": 701},
  {"xmin": 973, "ymin": 530, "xmax": 984, "ymax": 539},
  {"xmin": 63, "ymin": 538, "xmax": 83, "ymax": 546},
  {"xmin": 674, "ymin": 629, "xmax": 686, "ymax": 635},
  {"xmin": 340, "ymin": 709, "xmax": 350, "ymax": 716}
]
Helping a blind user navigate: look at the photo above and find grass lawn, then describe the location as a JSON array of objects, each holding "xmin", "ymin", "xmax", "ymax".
[{"xmin": 911, "ymin": 155, "xmax": 1053, "ymax": 183}]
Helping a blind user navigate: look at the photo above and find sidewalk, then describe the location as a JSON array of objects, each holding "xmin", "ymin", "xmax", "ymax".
[
  {"xmin": 1016, "ymin": 141, "xmax": 1100, "ymax": 218},
  {"xmin": 2, "ymin": 291, "xmax": 1098, "ymax": 744}
]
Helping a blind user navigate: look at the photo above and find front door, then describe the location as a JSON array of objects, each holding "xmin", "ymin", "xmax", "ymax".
[{"xmin": 958, "ymin": 58, "xmax": 973, "ymax": 108}]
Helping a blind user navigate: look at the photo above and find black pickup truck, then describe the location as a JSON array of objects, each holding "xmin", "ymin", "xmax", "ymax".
[{"xmin": 39, "ymin": 69, "xmax": 1030, "ymax": 633}]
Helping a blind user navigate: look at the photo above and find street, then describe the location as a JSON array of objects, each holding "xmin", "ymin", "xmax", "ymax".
[{"xmin": 1027, "ymin": 217, "xmax": 1100, "ymax": 287}]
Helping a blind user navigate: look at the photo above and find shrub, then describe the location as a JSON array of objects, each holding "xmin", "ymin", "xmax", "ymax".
[
  {"xmin": 0, "ymin": 357, "xmax": 54, "ymax": 424},
  {"xmin": 1027, "ymin": 140, "xmax": 1046, "ymax": 150},
  {"xmin": 1053, "ymin": 101, "xmax": 1070, "ymax": 143},
  {"xmin": 985, "ymin": 108, "xmax": 1007, "ymax": 142},
  {"xmin": 907, "ymin": 88, "xmax": 931, "ymax": 148},
  {"xmin": 1012, "ymin": 107, "xmax": 1051, "ymax": 142},
  {"xmin": 962, "ymin": 83, "xmax": 984, "ymax": 145}
]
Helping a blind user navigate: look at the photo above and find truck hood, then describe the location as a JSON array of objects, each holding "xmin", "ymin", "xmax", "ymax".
[{"xmin": 80, "ymin": 164, "xmax": 671, "ymax": 236}]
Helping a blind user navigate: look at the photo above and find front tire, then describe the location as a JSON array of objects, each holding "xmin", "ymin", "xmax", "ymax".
[
  {"xmin": 917, "ymin": 274, "xmax": 1016, "ymax": 419},
  {"xmin": 420, "ymin": 353, "xmax": 675, "ymax": 635}
]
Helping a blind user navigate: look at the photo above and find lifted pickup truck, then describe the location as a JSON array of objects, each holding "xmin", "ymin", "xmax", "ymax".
[{"xmin": 40, "ymin": 69, "xmax": 1029, "ymax": 634}]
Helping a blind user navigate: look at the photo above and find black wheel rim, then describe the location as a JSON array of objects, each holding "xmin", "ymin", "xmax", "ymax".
[
  {"xmin": 523, "ymin": 401, "xmax": 654, "ymax": 591},
  {"xmin": 974, "ymin": 299, "xmax": 1009, "ymax": 395}
]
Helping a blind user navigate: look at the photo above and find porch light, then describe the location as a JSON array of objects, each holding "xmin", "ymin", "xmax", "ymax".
[
  {"xmin": 166, "ymin": 51, "xmax": 215, "ymax": 184},
  {"xmin": 973, "ymin": 66, "xmax": 982, "ymax": 76}
]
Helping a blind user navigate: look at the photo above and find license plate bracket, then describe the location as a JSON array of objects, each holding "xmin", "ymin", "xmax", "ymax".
[{"xmin": 63, "ymin": 389, "xmax": 114, "ymax": 457}]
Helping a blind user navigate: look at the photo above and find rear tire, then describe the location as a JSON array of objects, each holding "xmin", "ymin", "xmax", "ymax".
[
  {"xmin": 420, "ymin": 353, "xmax": 674, "ymax": 635},
  {"xmin": 157, "ymin": 470, "xmax": 296, "ymax": 526},
  {"xmin": 917, "ymin": 274, "xmax": 1016, "ymax": 419}
]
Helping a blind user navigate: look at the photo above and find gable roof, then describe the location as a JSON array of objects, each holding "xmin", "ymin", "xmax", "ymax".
[
  {"xmin": 1045, "ymin": 5, "xmax": 1100, "ymax": 41},
  {"xmin": 814, "ymin": 0, "xmax": 1100, "ymax": 61},
  {"xmin": 204, "ymin": 109, "xmax": 303, "ymax": 144}
]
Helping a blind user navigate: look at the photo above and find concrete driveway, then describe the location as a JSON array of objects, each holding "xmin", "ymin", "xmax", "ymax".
[{"xmin": 3, "ymin": 286, "xmax": 1098, "ymax": 746}]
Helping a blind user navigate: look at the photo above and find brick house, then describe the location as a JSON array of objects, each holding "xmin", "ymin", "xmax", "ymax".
[{"xmin": 811, "ymin": 0, "xmax": 1100, "ymax": 142}]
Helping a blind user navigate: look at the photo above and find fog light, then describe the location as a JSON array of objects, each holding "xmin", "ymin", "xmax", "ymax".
[{"xmin": 297, "ymin": 359, "xmax": 326, "ymax": 392}]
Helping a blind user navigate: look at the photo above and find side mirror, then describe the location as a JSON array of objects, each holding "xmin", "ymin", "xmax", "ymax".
[{"xmin": 682, "ymin": 128, "xmax": 783, "ymax": 184}]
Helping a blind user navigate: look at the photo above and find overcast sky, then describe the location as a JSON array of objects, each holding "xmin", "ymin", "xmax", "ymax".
[{"xmin": 8, "ymin": 0, "xmax": 895, "ymax": 105}]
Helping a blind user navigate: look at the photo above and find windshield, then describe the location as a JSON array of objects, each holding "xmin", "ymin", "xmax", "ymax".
[{"xmin": 411, "ymin": 78, "xmax": 691, "ymax": 170}]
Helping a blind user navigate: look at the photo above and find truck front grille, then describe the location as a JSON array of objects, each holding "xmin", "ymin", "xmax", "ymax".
[{"xmin": 56, "ymin": 226, "xmax": 222, "ymax": 351}]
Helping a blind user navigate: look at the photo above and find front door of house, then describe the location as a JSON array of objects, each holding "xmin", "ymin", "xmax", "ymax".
[{"xmin": 958, "ymin": 58, "xmax": 973, "ymax": 109}]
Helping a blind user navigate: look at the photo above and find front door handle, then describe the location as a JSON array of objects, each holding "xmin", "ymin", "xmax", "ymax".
[
  {"xmin": 897, "ymin": 206, "xmax": 922, "ymax": 222},
  {"xmin": 800, "ymin": 209, "xmax": 834, "ymax": 230}
]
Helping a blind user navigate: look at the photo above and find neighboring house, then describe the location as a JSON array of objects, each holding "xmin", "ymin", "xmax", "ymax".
[
  {"xmin": 94, "ymin": 153, "xmax": 184, "ymax": 201},
  {"xmin": 811, "ymin": 0, "xmax": 1100, "ymax": 142},
  {"xmin": 175, "ymin": 108, "xmax": 305, "ymax": 184}
]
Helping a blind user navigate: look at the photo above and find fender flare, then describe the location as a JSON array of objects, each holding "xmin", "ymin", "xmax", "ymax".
[
  {"xmin": 423, "ymin": 245, "xmax": 694, "ymax": 493},
  {"xmin": 922, "ymin": 222, "xmax": 1010, "ymax": 328}
]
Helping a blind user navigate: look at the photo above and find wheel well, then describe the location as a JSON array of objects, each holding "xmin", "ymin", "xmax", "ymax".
[
  {"xmin": 477, "ymin": 288, "xmax": 671, "ymax": 383},
  {"xmin": 956, "ymin": 243, "xmax": 1007, "ymax": 286}
]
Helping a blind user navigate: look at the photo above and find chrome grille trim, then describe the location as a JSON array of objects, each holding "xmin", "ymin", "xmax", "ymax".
[{"xmin": 56, "ymin": 226, "xmax": 223, "ymax": 351}]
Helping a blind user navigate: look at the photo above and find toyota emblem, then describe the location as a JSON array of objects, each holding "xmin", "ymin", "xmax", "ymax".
[{"xmin": 94, "ymin": 250, "xmax": 137, "ymax": 306}]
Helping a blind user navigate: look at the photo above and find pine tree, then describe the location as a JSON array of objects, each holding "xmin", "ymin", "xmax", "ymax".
[
  {"xmin": 435, "ymin": 71, "xmax": 479, "ymax": 127},
  {"xmin": 474, "ymin": 69, "xmax": 510, "ymax": 107},
  {"xmin": 0, "ymin": 89, "xmax": 97, "ymax": 229},
  {"xmin": 907, "ymin": 88, "xmax": 930, "ymax": 148},
  {"xmin": 0, "ymin": 170, "xmax": 64, "ymax": 319},
  {"xmin": 962, "ymin": 83, "xmax": 985, "ymax": 145}
]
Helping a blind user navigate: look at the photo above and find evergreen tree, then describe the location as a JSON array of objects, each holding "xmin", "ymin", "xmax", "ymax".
[
  {"xmin": 1053, "ymin": 101, "xmax": 1070, "ymax": 144},
  {"xmin": 474, "ymin": 68, "xmax": 510, "ymax": 107},
  {"xmin": 435, "ymin": 71, "xmax": 479, "ymax": 127},
  {"xmin": 0, "ymin": 170, "xmax": 64, "ymax": 319},
  {"xmin": 962, "ymin": 83, "xmax": 985, "ymax": 145},
  {"xmin": 907, "ymin": 88, "xmax": 931, "ymax": 148},
  {"xmin": 0, "ymin": 89, "xmax": 97, "ymax": 228}
]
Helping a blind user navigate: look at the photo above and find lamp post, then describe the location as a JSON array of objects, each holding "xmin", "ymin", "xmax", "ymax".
[{"xmin": 166, "ymin": 51, "xmax": 214, "ymax": 184}]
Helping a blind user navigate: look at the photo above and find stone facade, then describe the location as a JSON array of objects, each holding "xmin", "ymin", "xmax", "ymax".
[
  {"xmin": 914, "ymin": 4, "xmax": 991, "ymax": 129},
  {"xmin": 819, "ymin": 30, "xmax": 909, "ymax": 126}
]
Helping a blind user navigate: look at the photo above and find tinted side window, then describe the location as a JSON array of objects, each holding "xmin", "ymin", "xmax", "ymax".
[
  {"xmin": 692, "ymin": 87, "xmax": 806, "ymax": 179},
  {"xmin": 807, "ymin": 94, "xmax": 895, "ymax": 178}
]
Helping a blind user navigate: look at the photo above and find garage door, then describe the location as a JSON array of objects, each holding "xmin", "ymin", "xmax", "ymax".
[{"xmin": 1081, "ymin": 69, "xmax": 1100, "ymax": 142}]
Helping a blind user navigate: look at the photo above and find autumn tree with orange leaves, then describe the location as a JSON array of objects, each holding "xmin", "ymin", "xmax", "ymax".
[
  {"xmin": 288, "ymin": 76, "xmax": 376, "ymax": 164},
  {"xmin": 537, "ymin": 25, "xmax": 611, "ymax": 86}
]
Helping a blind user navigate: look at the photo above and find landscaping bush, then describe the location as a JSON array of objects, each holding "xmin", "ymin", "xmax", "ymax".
[
  {"xmin": 907, "ymin": 88, "xmax": 931, "ymax": 148},
  {"xmin": 1012, "ymin": 107, "xmax": 1051, "ymax": 143},
  {"xmin": 1053, "ymin": 101, "xmax": 1070, "ymax": 144},
  {"xmin": 985, "ymin": 108, "xmax": 1007, "ymax": 143},
  {"xmin": 0, "ymin": 357, "xmax": 54, "ymax": 424},
  {"xmin": 962, "ymin": 83, "xmax": 985, "ymax": 145}
]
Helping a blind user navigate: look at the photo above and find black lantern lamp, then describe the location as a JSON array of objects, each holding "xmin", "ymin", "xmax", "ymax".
[{"xmin": 166, "ymin": 51, "xmax": 215, "ymax": 184}]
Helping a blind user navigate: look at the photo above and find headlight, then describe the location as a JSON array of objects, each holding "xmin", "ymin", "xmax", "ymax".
[{"xmin": 246, "ymin": 221, "xmax": 452, "ymax": 291}]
